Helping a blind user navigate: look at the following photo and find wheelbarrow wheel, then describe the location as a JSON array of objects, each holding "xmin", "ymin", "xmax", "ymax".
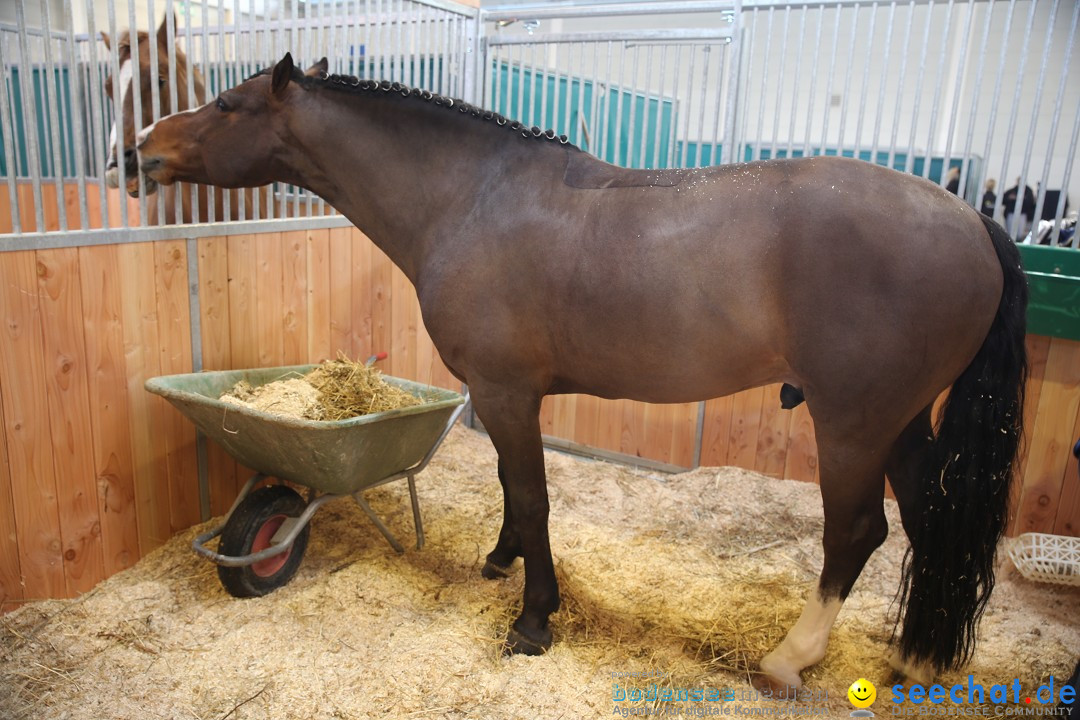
[{"xmin": 217, "ymin": 485, "xmax": 310, "ymax": 598}]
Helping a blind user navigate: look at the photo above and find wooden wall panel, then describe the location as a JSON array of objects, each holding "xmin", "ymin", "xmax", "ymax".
[
  {"xmin": 79, "ymin": 244, "xmax": 140, "ymax": 575},
  {"xmin": 154, "ymin": 241, "xmax": 198, "ymax": 534},
  {"xmin": 0, "ymin": 385, "xmax": 21, "ymax": 609},
  {"xmin": 0, "ymin": 251, "xmax": 66, "ymax": 601},
  {"xmin": 196, "ymin": 237, "xmax": 237, "ymax": 518},
  {"xmin": 1014, "ymin": 338, "xmax": 1080, "ymax": 534},
  {"xmin": 36, "ymin": 248, "xmax": 105, "ymax": 595},
  {"xmin": 118, "ymin": 242, "xmax": 171, "ymax": 553}
]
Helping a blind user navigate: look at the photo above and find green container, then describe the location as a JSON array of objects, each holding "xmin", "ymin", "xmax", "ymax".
[
  {"xmin": 1018, "ymin": 244, "xmax": 1080, "ymax": 342},
  {"xmin": 145, "ymin": 366, "xmax": 464, "ymax": 495}
]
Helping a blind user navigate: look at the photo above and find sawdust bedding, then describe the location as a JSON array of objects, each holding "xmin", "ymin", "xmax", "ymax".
[{"xmin": 1, "ymin": 425, "xmax": 1076, "ymax": 720}]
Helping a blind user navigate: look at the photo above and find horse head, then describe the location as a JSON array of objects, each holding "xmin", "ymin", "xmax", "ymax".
[
  {"xmin": 101, "ymin": 16, "xmax": 206, "ymax": 197},
  {"xmin": 138, "ymin": 53, "xmax": 326, "ymax": 194}
]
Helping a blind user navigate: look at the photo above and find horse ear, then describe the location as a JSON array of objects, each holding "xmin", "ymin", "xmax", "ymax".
[
  {"xmin": 157, "ymin": 13, "xmax": 175, "ymax": 46},
  {"xmin": 271, "ymin": 53, "xmax": 295, "ymax": 97},
  {"xmin": 305, "ymin": 57, "xmax": 329, "ymax": 77},
  {"xmin": 100, "ymin": 31, "xmax": 111, "ymax": 49}
]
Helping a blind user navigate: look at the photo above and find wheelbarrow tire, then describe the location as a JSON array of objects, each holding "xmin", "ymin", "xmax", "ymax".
[{"xmin": 217, "ymin": 485, "xmax": 310, "ymax": 598}]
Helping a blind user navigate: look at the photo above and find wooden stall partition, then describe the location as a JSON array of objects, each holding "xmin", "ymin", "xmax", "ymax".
[{"xmin": 1014, "ymin": 335, "xmax": 1080, "ymax": 536}]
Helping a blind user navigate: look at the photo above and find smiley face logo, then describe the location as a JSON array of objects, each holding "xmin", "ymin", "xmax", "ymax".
[{"xmin": 848, "ymin": 678, "xmax": 877, "ymax": 709}]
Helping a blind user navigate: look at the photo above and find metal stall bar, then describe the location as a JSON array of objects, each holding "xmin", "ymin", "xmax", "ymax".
[
  {"xmin": 202, "ymin": 0, "xmax": 217, "ymax": 221},
  {"xmin": 938, "ymin": 0, "xmax": 975, "ymax": 189},
  {"xmin": 0, "ymin": 32, "xmax": 22, "ymax": 234},
  {"xmin": 15, "ymin": 2, "xmax": 46, "ymax": 233},
  {"xmin": 991, "ymin": 0, "xmax": 1037, "ymax": 237},
  {"xmin": 85, "ymin": 0, "xmax": 109, "ymax": 230},
  {"xmin": 885, "ymin": 0, "xmax": 915, "ymax": 171},
  {"xmin": 1052, "ymin": 96, "xmax": 1080, "ymax": 248},
  {"xmin": 1011, "ymin": 0, "xmax": 1063, "ymax": 243},
  {"xmin": 902, "ymin": 0, "xmax": 938, "ymax": 176},
  {"xmin": 917, "ymin": 0, "xmax": 952, "ymax": 181},
  {"xmin": 752, "ymin": 6, "xmax": 773, "ymax": 161},
  {"xmin": 851, "ymin": 1, "xmax": 878, "ymax": 155},
  {"xmin": 1034, "ymin": 1, "xmax": 1080, "ymax": 247},
  {"xmin": 783, "ymin": 6, "xmax": 805, "ymax": 159},
  {"xmin": 957, "ymin": 0, "xmax": 997, "ymax": 201},
  {"xmin": 639, "ymin": 45, "xmax": 652, "ymax": 168},
  {"xmin": 39, "ymin": 0, "xmax": 67, "ymax": 231},
  {"xmin": 869, "ymin": 0, "xmax": 897, "ymax": 164},
  {"xmin": 720, "ymin": 9, "xmax": 739, "ymax": 166},
  {"xmin": 817, "ymin": 4, "xmax": 842, "ymax": 159},
  {"xmin": 216, "ymin": 0, "xmax": 232, "ymax": 222},
  {"xmin": 145, "ymin": 0, "xmax": 164, "ymax": 224},
  {"xmin": 127, "ymin": 0, "xmax": 150, "ymax": 222},
  {"xmin": 58, "ymin": 2, "xmax": 86, "ymax": 230},
  {"xmin": 768, "ymin": 5, "xmax": 790, "ymax": 159},
  {"xmin": 835, "ymin": 3, "xmax": 861, "ymax": 159},
  {"xmin": 801, "ymin": 5, "xmax": 823, "ymax": 158}
]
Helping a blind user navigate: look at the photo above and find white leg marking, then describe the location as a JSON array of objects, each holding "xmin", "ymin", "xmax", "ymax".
[
  {"xmin": 760, "ymin": 594, "xmax": 843, "ymax": 687},
  {"xmin": 888, "ymin": 650, "xmax": 935, "ymax": 686}
]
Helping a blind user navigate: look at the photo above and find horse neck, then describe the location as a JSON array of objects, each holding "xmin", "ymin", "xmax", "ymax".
[{"xmin": 289, "ymin": 91, "xmax": 542, "ymax": 283}]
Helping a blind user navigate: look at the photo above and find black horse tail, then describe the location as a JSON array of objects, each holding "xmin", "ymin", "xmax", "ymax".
[{"xmin": 896, "ymin": 214, "xmax": 1028, "ymax": 672}]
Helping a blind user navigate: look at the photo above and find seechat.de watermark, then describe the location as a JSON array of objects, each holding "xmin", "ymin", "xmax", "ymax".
[{"xmin": 886, "ymin": 676, "xmax": 1076, "ymax": 716}]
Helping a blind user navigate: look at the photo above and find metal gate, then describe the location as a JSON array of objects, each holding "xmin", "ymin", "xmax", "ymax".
[
  {"xmin": 0, "ymin": 0, "xmax": 477, "ymax": 247},
  {"xmin": 1, "ymin": 0, "xmax": 1077, "ymax": 249},
  {"xmin": 476, "ymin": 0, "xmax": 1079, "ymax": 248}
]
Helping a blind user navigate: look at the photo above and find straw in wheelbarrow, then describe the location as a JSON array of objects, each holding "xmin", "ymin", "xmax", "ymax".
[{"xmin": 219, "ymin": 355, "xmax": 422, "ymax": 421}]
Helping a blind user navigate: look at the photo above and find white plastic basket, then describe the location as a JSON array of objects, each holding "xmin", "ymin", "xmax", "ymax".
[{"xmin": 1006, "ymin": 533, "xmax": 1080, "ymax": 586}]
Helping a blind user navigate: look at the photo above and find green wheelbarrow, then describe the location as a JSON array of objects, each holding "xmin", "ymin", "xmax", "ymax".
[{"xmin": 145, "ymin": 364, "xmax": 467, "ymax": 598}]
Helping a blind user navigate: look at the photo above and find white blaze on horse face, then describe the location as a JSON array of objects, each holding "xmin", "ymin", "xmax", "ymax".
[
  {"xmin": 759, "ymin": 594, "xmax": 843, "ymax": 687},
  {"xmin": 105, "ymin": 57, "xmax": 133, "ymax": 188},
  {"xmin": 136, "ymin": 102, "xmax": 206, "ymax": 148}
]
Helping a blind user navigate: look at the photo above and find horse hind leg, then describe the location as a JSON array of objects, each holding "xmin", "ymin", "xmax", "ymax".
[
  {"xmin": 882, "ymin": 406, "xmax": 937, "ymax": 685},
  {"xmin": 757, "ymin": 430, "xmax": 890, "ymax": 690}
]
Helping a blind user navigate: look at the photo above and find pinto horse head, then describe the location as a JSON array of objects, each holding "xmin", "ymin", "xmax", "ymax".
[
  {"xmin": 101, "ymin": 16, "xmax": 206, "ymax": 197},
  {"xmin": 138, "ymin": 53, "xmax": 327, "ymax": 193}
]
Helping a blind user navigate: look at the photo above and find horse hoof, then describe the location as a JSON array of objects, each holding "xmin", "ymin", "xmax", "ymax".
[
  {"xmin": 481, "ymin": 559, "xmax": 513, "ymax": 580},
  {"xmin": 888, "ymin": 650, "xmax": 935, "ymax": 686},
  {"xmin": 503, "ymin": 625, "xmax": 551, "ymax": 656},
  {"xmin": 751, "ymin": 670, "xmax": 802, "ymax": 695}
]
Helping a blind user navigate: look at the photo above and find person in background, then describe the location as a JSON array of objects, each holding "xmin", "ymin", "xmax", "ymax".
[
  {"xmin": 945, "ymin": 166, "xmax": 961, "ymax": 195},
  {"xmin": 981, "ymin": 178, "xmax": 997, "ymax": 218},
  {"xmin": 1003, "ymin": 177, "xmax": 1036, "ymax": 236}
]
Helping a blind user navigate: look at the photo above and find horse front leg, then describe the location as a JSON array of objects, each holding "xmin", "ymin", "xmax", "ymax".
[
  {"xmin": 481, "ymin": 460, "xmax": 522, "ymax": 579},
  {"xmin": 472, "ymin": 386, "xmax": 558, "ymax": 654}
]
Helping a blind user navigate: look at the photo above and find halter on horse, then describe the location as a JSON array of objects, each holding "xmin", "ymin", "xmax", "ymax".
[{"xmin": 137, "ymin": 53, "xmax": 1028, "ymax": 690}]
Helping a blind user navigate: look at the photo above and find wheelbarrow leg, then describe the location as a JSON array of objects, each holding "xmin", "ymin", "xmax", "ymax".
[
  {"xmin": 353, "ymin": 493, "xmax": 406, "ymax": 554},
  {"xmin": 408, "ymin": 474, "xmax": 424, "ymax": 550}
]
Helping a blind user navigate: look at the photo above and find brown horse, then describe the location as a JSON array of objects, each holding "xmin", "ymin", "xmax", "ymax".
[
  {"xmin": 101, "ymin": 17, "xmax": 283, "ymax": 224},
  {"xmin": 137, "ymin": 54, "xmax": 1028, "ymax": 689}
]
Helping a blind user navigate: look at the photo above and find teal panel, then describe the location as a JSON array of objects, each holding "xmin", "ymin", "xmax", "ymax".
[
  {"xmin": 0, "ymin": 66, "xmax": 78, "ymax": 177},
  {"xmin": 1018, "ymin": 244, "xmax": 1080, "ymax": 342},
  {"xmin": 492, "ymin": 61, "xmax": 673, "ymax": 168}
]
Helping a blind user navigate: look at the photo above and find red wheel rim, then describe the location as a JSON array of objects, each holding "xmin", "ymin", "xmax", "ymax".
[{"xmin": 250, "ymin": 514, "xmax": 290, "ymax": 577}]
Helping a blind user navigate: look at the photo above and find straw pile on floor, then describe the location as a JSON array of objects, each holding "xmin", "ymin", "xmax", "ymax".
[
  {"xmin": 1, "ymin": 426, "xmax": 1077, "ymax": 720},
  {"xmin": 220, "ymin": 357, "xmax": 421, "ymax": 421}
]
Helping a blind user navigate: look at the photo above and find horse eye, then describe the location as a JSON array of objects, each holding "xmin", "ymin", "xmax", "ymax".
[
  {"xmin": 216, "ymin": 97, "xmax": 228, "ymax": 112},
  {"xmin": 158, "ymin": 76, "xmax": 166, "ymax": 87}
]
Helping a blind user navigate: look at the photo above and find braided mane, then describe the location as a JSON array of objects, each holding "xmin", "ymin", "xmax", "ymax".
[{"xmin": 252, "ymin": 66, "xmax": 576, "ymax": 148}]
